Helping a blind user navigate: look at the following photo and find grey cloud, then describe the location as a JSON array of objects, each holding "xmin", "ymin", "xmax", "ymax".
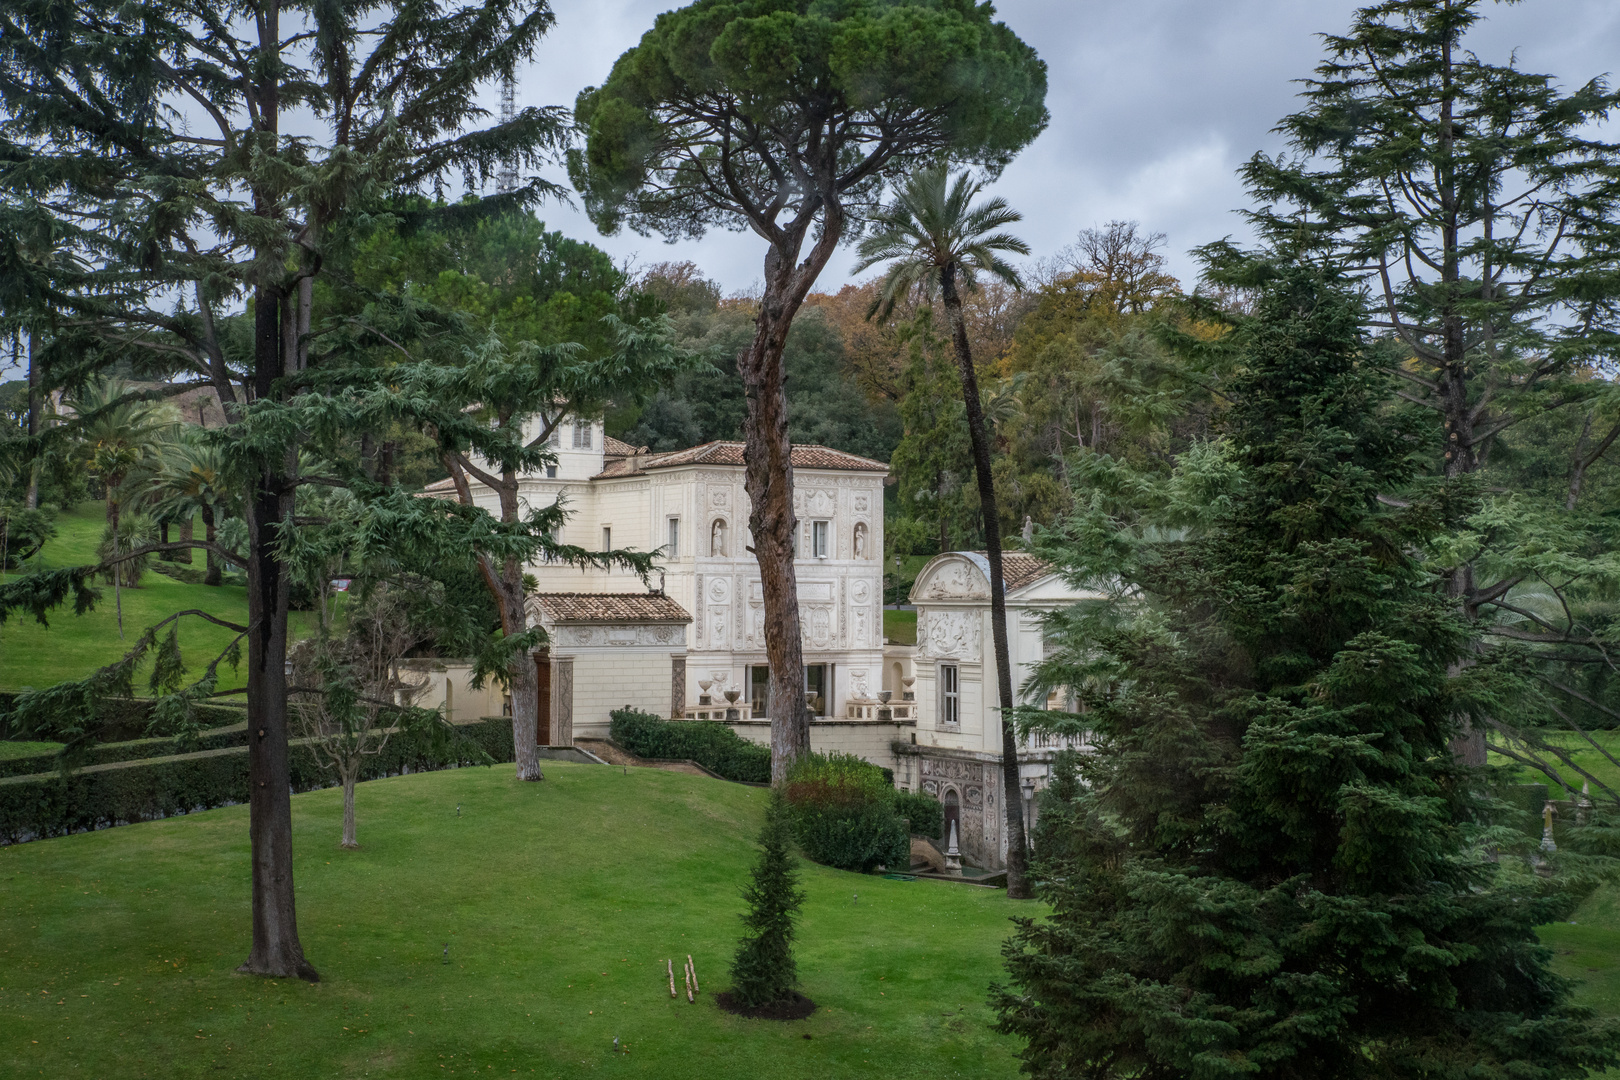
[{"xmin": 519, "ymin": 0, "xmax": 1620, "ymax": 293}]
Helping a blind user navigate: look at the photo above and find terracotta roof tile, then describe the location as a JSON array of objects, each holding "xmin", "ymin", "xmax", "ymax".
[
  {"xmin": 532, "ymin": 593, "xmax": 692, "ymax": 623},
  {"xmin": 956, "ymin": 551, "xmax": 1052, "ymax": 592},
  {"xmin": 593, "ymin": 440, "xmax": 887, "ymax": 479},
  {"xmin": 602, "ymin": 435, "xmax": 638, "ymax": 457}
]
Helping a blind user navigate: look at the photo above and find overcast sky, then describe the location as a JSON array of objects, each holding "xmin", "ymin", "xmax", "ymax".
[{"xmin": 516, "ymin": 0, "xmax": 1620, "ymax": 295}]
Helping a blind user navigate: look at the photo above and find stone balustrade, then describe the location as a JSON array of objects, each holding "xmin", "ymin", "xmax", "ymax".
[{"xmin": 843, "ymin": 698, "xmax": 916, "ymax": 722}]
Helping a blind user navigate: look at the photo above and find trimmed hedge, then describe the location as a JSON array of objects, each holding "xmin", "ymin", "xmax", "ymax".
[
  {"xmin": 895, "ymin": 789, "xmax": 944, "ymax": 839},
  {"xmin": 782, "ymin": 752, "xmax": 910, "ymax": 872},
  {"xmin": 609, "ymin": 708, "xmax": 771, "ymax": 784},
  {"xmin": 0, "ymin": 723, "xmax": 251, "ymax": 780},
  {"xmin": 0, "ymin": 716, "xmax": 514, "ymax": 845},
  {"xmin": 0, "ymin": 693, "xmax": 246, "ymax": 743}
]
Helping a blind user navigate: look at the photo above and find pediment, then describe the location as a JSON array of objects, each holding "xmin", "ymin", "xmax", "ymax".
[{"xmin": 910, "ymin": 553, "xmax": 991, "ymax": 602}]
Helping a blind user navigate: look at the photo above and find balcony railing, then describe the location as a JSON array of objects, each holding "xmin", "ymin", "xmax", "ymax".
[
  {"xmin": 844, "ymin": 698, "xmax": 916, "ymax": 722},
  {"xmin": 1021, "ymin": 729, "xmax": 1088, "ymax": 752}
]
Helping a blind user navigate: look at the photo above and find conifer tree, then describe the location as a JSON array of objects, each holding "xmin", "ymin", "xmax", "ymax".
[
  {"xmin": 0, "ymin": 0, "xmax": 568, "ymax": 980},
  {"xmin": 729, "ymin": 796, "xmax": 806, "ymax": 1010},
  {"xmin": 995, "ymin": 263, "xmax": 1620, "ymax": 1078}
]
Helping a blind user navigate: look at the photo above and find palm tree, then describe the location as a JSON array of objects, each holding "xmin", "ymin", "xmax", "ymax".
[
  {"xmin": 853, "ymin": 167, "xmax": 1036, "ymax": 898},
  {"xmin": 143, "ymin": 434, "xmax": 237, "ymax": 586},
  {"xmin": 68, "ymin": 377, "xmax": 177, "ymax": 634}
]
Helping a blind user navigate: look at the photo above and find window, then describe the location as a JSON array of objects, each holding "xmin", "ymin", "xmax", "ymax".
[
  {"xmin": 572, "ymin": 419, "xmax": 592, "ymax": 449},
  {"xmin": 749, "ymin": 665, "xmax": 771, "ymax": 716},
  {"xmin": 545, "ymin": 465, "xmax": 557, "ymax": 479},
  {"xmin": 667, "ymin": 517, "xmax": 680, "ymax": 558},
  {"xmin": 805, "ymin": 664, "xmax": 827, "ymax": 717},
  {"xmin": 601, "ymin": 526, "xmax": 612, "ymax": 552},
  {"xmin": 940, "ymin": 664, "xmax": 960, "ymax": 727},
  {"xmin": 547, "ymin": 417, "xmax": 561, "ymax": 447},
  {"xmin": 811, "ymin": 519, "xmax": 829, "ymax": 559}
]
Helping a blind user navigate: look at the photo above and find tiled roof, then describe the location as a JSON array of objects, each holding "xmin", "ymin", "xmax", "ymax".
[
  {"xmin": 594, "ymin": 440, "xmax": 888, "ymax": 478},
  {"xmin": 956, "ymin": 551, "xmax": 1052, "ymax": 592},
  {"xmin": 602, "ymin": 435, "xmax": 638, "ymax": 457},
  {"xmin": 532, "ymin": 593, "xmax": 692, "ymax": 623}
]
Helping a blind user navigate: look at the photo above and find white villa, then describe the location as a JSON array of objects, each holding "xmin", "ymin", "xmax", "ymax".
[{"xmin": 417, "ymin": 414, "xmax": 1094, "ymax": 869}]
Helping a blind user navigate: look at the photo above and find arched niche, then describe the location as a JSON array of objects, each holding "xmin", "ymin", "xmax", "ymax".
[{"xmin": 709, "ymin": 517, "xmax": 728, "ymax": 557}]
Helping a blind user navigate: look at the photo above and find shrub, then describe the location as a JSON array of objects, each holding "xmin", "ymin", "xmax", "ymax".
[
  {"xmin": 0, "ymin": 716, "xmax": 513, "ymax": 844},
  {"xmin": 609, "ymin": 708, "xmax": 771, "ymax": 784},
  {"xmin": 782, "ymin": 752, "xmax": 909, "ymax": 872},
  {"xmin": 894, "ymin": 789, "xmax": 943, "ymax": 839}
]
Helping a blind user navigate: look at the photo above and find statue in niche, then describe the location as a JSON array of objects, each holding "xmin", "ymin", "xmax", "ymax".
[
  {"xmin": 710, "ymin": 518, "xmax": 727, "ymax": 557},
  {"xmin": 853, "ymin": 521, "xmax": 868, "ymax": 560}
]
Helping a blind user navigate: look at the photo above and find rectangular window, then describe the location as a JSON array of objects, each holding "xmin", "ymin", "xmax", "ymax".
[
  {"xmin": 940, "ymin": 664, "xmax": 960, "ymax": 727},
  {"xmin": 601, "ymin": 526, "xmax": 612, "ymax": 552},
  {"xmin": 749, "ymin": 665, "xmax": 771, "ymax": 716},
  {"xmin": 811, "ymin": 519, "xmax": 829, "ymax": 559},
  {"xmin": 545, "ymin": 465, "xmax": 557, "ymax": 479},
  {"xmin": 547, "ymin": 416, "xmax": 561, "ymax": 447},
  {"xmin": 805, "ymin": 664, "xmax": 827, "ymax": 717},
  {"xmin": 573, "ymin": 420, "xmax": 592, "ymax": 449},
  {"xmin": 667, "ymin": 517, "xmax": 680, "ymax": 558}
]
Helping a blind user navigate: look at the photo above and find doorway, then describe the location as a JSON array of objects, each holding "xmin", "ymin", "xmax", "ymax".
[{"xmin": 535, "ymin": 649, "xmax": 551, "ymax": 746}]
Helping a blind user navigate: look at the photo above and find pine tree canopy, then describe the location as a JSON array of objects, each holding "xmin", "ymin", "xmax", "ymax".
[
  {"xmin": 569, "ymin": 0, "xmax": 1048, "ymax": 240},
  {"xmin": 996, "ymin": 261, "xmax": 1620, "ymax": 1079}
]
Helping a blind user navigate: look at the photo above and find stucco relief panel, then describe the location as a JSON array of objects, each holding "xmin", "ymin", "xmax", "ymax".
[{"xmin": 915, "ymin": 610, "xmax": 982, "ymax": 661}]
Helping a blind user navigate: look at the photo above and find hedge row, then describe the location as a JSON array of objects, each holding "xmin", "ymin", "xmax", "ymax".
[
  {"xmin": 0, "ymin": 723, "xmax": 253, "ymax": 780},
  {"xmin": 0, "ymin": 694, "xmax": 246, "ymax": 743},
  {"xmin": 609, "ymin": 708, "xmax": 771, "ymax": 784},
  {"xmin": 0, "ymin": 716, "xmax": 514, "ymax": 845}
]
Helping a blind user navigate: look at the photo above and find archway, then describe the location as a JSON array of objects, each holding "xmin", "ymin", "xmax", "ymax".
[{"xmin": 943, "ymin": 787, "xmax": 961, "ymax": 849}]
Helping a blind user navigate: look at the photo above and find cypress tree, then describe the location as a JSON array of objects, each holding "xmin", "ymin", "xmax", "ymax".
[
  {"xmin": 995, "ymin": 263, "xmax": 1620, "ymax": 1078},
  {"xmin": 728, "ymin": 796, "xmax": 807, "ymax": 1011}
]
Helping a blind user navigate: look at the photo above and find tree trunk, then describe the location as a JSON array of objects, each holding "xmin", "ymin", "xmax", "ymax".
[
  {"xmin": 203, "ymin": 505, "xmax": 220, "ymax": 586},
  {"xmin": 341, "ymin": 770, "xmax": 358, "ymax": 849},
  {"xmin": 239, "ymin": 20, "xmax": 317, "ymax": 974},
  {"xmin": 741, "ymin": 287, "xmax": 809, "ymax": 785},
  {"xmin": 509, "ymin": 638, "xmax": 543, "ymax": 780},
  {"xmin": 177, "ymin": 515, "xmax": 194, "ymax": 564},
  {"xmin": 24, "ymin": 333, "xmax": 40, "ymax": 510},
  {"xmin": 941, "ymin": 266, "xmax": 1032, "ymax": 899}
]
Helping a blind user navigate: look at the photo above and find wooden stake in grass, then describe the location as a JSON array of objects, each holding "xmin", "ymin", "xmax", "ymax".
[
  {"xmin": 687, "ymin": 954, "xmax": 699, "ymax": 995},
  {"xmin": 667, "ymin": 959, "xmax": 676, "ymax": 998},
  {"xmin": 685, "ymin": 959, "xmax": 694, "ymax": 1003}
]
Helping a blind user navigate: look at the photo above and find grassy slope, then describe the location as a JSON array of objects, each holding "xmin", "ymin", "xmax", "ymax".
[
  {"xmin": 0, "ymin": 763, "xmax": 1024, "ymax": 1080},
  {"xmin": 0, "ymin": 503, "xmax": 322, "ymax": 693}
]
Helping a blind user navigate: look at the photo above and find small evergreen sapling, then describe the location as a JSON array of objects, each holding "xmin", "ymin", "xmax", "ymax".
[{"xmin": 728, "ymin": 797, "xmax": 806, "ymax": 1010}]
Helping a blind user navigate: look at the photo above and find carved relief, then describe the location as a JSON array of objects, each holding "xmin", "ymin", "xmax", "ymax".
[
  {"xmin": 708, "ymin": 578, "xmax": 730, "ymax": 603},
  {"xmin": 915, "ymin": 610, "xmax": 982, "ymax": 660},
  {"xmin": 921, "ymin": 560, "xmax": 986, "ymax": 599},
  {"xmin": 851, "ymin": 579, "xmax": 870, "ymax": 604},
  {"xmin": 806, "ymin": 606, "xmax": 832, "ymax": 647},
  {"xmin": 854, "ymin": 494, "xmax": 870, "ymax": 513},
  {"xmin": 850, "ymin": 668, "xmax": 869, "ymax": 697},
  {"xmin": 853, "ymin": 605, "xmax": 870, "ymax": 647},
  {"xmin": 708, "ymin": 607, "xmax": 728, "ymax": 645},
  {"xmin": 557, "ymin": 624, "xmax": 689, "ymax": 647}
]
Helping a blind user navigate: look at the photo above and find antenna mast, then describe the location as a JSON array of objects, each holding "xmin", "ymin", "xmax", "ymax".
[{"xmin": 496, "ymin": 74, "xmax": 518, "ymax": 195}]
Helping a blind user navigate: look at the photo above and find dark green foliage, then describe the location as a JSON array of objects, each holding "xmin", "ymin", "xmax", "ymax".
[
  {"xmin": 893, "ymin": 789, "xmax": 942, "ymax": 838},
  {"xmin": 782, "ymin": 751, "xmax": 909, "ymax": 872},
  {"xmin": 609, "ymin": 708, "xmax": 771, "ymax": 784},
  {"xmin": 0, "ymin": 719, "xmax": 249, "ymax": 780},
  {"xmin": 728, "ymin": 795, "xmax": 805, "ymax": 1009},
  {"xmin": 0, "ymin": 717, "xmax": 512, "ymax": 845},
  {"xmin": 0, "ymin": 505, "xmax": 53, "ymax": 568},
  {"xmin": 612, "ymin": 302, "xmax": 902, "ymax": 462},
  {"xmin": 996, "ymin": 264, "xmax": 1620, "ymax": 1079}
]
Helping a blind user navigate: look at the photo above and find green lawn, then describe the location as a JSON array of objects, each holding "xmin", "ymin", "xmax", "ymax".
[
  {"xmin": 883, "ymin": 609, "xmax": 917, "ymax": 646},
  {"xmin": 1, "ymin": 503, "xmax": 322, "ymax": 693},
  {"xmin": 0, "ymin": 762, "xmax": 1026, "ymax": 1079},
  {"xmin": 1501, "ymin": 729, "xmax": 1620, "ymax": 797}
]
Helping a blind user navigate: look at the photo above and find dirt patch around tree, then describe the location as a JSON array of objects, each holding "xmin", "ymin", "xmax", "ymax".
[{"xmin": 714, "ymin": 990, "xmax": 817, "ymax": 1021}]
